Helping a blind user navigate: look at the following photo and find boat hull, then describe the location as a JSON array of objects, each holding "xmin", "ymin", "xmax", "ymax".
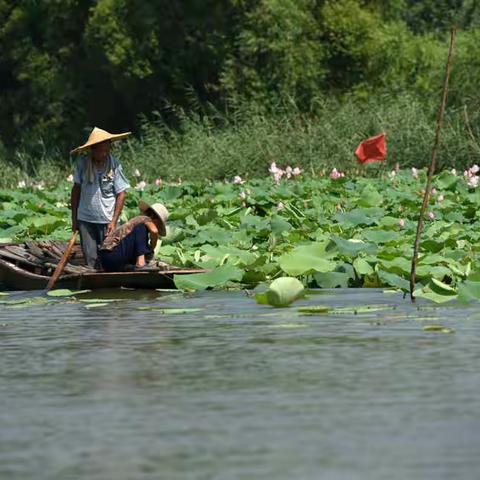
[{"xmin": 0, "ymin": 258, "xmax": 200, "ymax": 291}]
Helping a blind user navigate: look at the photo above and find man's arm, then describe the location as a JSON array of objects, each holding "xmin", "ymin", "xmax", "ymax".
[
  {"xmin": 107, "ymin": 190, "xmax": 126, "ymax": 235},
  {"xmin": 70, "ymin": 183, "xmax": 81, "ymax": 232}
]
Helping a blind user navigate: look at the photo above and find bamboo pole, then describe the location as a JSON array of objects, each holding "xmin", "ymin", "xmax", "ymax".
[
  {"xmin": 46, "ymin": 231, "xmax": 78, "ymax": 291},
  {"xmin": 410, "ymin": 28, "xmax": 456, "ymax": 301}
]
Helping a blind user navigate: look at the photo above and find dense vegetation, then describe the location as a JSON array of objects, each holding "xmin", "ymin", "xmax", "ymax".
[
  {"xmin": 2, "ymin": 167, "xmax": 480, "ymax": 302},
  {"xmin": 2, "ymin": 0, "xmax": 480, "ymax": 180}
]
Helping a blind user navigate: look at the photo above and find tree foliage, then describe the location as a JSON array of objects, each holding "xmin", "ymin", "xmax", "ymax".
[{"xmin": 1, "ymin": 0, "xmax": 480, "ymax": 156}]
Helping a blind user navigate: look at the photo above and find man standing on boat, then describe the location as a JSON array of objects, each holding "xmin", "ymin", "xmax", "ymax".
[{"xmin": 70, "ymin": 127, "xmax": 131, "ymax": 268}]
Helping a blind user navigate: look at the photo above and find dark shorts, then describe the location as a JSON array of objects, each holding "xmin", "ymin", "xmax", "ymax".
[{"xmin": 99, "ymin": 224, "xmax": 151, "ymax": 272}]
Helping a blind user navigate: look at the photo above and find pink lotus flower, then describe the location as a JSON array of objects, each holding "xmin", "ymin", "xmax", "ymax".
[
  {"xmin": 411, "ymin": 167, "xmax": 418, "ymax": 179},
  {"xmin": 399, "ymin": 219, "xmax": 405, "ymax": 228},
  {"xmin": 428, "ymin": 211, "xmax": 435, "ymax": 220},
  {"xmin": 269, "ymin": 162, "xmax": 281, "ymax": 174},
  {"xmin": 269, "ymin": 162, "xmax": 285, "ymax": 184},
  {"xmin": 467, "ymin": 176, "xmax": 479, "ymax": 188},
  {"xmin": 133, "ymin": 169, "xmax": 141, "ymax": 178},
  {"xmin": 464, "ymin": 165, "xmax": 479, "ymax": 188},
  {"xmin": 155, "ymin": 178, "xmax": 162, "ymax": 186},
  {"xmin": 232, "ymin": 175, "xmax": 244, "ymax": 184},
  {"xmin": 330, "ymin": 168, "xmax": 343, "ymax": 180},
  {"xmin": 135, "ymin": 181, "xmax": 146, "ymax": 191}
]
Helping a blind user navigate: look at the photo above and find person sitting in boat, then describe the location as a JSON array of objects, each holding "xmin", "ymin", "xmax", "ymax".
[
  {"xmin": 70, "ymin": 127, "xmax": 131, "ymax": 268},
  {"xmin": 98, "ymin": 201, "xmax": 169, "ymax": 272}
]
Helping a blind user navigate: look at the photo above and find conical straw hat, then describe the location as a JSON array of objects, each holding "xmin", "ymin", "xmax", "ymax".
[
  {"xmin": 138, "ymin": 200, "xmax": 169, "ymax": 236},
  {"xmin": 71, "ymin": 127, "xmax": 131, "ymax": 154}
]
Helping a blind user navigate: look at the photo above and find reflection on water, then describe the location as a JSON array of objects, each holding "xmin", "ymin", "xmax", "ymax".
[{"xmin": 1, "ymin": 289, "xmax": 480, "ymax": 480}]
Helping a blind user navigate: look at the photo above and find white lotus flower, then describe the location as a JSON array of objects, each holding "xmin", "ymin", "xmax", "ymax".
[{"xmin": 232, "ymin": 175, "xmax": 244, "ymax": 184}]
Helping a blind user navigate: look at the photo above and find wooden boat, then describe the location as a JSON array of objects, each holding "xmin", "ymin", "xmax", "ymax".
[{"xmin": 0, "ymin": 241, "xmax": 205, "ymax": 291}]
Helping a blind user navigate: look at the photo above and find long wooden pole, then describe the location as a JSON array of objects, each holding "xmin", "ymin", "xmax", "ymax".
[
  {"xmin": 410, "ymin": 28, "xmax": 456, "ymax": 301},
  {"xmin": 46, "ymin": 231, "xmax": 78, "ymax": 291}
]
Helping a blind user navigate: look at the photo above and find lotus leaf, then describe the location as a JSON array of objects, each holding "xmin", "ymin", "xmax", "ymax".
[
  {"xmin": 47, "ymin": 289, "xmax": 91, "ymax": 297},
  {"xmin": 314, "ymin": 271, "xmax": 352, "ymax": 288},
  {"xmin": 173, "ymin": 264, "xmax": 243, "ymax": 290},
  {"xmin": 332, "ymin": 236, "xmax": 377, "ymax": 256},
  {"xmin": 278, "ymin": 242, "xmax": 336, "ymax": 276},
  {"xmin": 256, "ymin": 277, "xmax": 305, "ymax": 308}
]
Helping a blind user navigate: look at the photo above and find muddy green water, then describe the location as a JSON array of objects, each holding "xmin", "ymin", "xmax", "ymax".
[{"xmin": 1, "ymin": 288, "xmax": 479, "ymax": 480}]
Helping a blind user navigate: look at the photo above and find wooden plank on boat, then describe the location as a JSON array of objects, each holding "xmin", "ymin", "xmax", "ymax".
[
  {"xmin": 25, "ymin": 241, "xmax": 47, "ymax": 259},
  {"xmin": 4, "ymin": 245, "xmax": 43, "ymax": 265},
  {"xmin": 44, "ymin": 262, "xmax": 87, "ymax": 275},
  {"xmin": 0, "ymin": 249, "xmax": 44, "ymax": 269}
]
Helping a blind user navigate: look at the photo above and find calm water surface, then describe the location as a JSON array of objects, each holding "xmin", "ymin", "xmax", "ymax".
[{"xmin": 1, "ymin": 288, "xmax": 479, "ymax": 480}]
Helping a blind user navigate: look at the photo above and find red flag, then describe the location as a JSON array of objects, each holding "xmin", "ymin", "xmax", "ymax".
[{"xmin": 355, "ymin": 133, "xmax": 387, "ymax": 164}]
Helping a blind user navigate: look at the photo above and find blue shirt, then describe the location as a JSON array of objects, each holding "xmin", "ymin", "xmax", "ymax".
[{"xmin": 73, "ymin": 155, "xmax": 130, "ymax": 224}]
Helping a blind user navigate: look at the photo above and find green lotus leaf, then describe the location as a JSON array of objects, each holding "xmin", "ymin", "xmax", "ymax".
[
  {"xmin": 353, "ymin": 258, "xmax": 374, "ymax": 275},
  {"xmin": 357, "ymin": 186, "xmax": 383, "ymax": 207},
  {"xmin": 377, "ymin": 270, "xmax": 410, "ymax": 291},
  {"xmin": 430, "ymin": 278, "xmax": 456, "ymax": 293},
  {"xmin": 298, "ymin": 306, "xmax": 331, "ymax": 315},
  {"xmin": 270, "ymin": 215, "xmax": 293, "ymax": 235},
  {"xmin": 47, "ymin": 289, "xmax": 91, "ymax": 297},
  {"xmin": 278, "ymin": 242, "xmax": 336, "ymax": 276},
  {"xmin": 173, "ymin": 264, "xmax": 243, "ymax": 290},
  {"xmin": 423, "ymin": 324, "xmax": 455, "ymax": 333},
  {"xmin": 362, "ymin": 230, "xmax": 400, "ymax": 244},
  {"xmin": 332, "ymin": 236, "xmax": 377, "ymax": 256},
  {"xmin": 84, "ymin": 303, "xmax": 110, "ymax": 309},
  {"xmin": 435, "ymin": 171, "xmax": 458, "ymax": 190},
  {"xmin": 413, "ymin": 285, "xmax": 457, "ymax": 304},
  {"xmin": 256, "ymin": 277, "xmax": 305, "ymax": 308},
  {"xmin": 314, "ymin": 271, "xmax": 352, "ymax": 288},
  {"xmin": 457, "ymin": 281, "xmax": 480, "ymax": 304},
  {"xmin": 335, "ymin": 208, "xmax": 378, "ymax": 227},
  {"xmin": 379, "ymin": 257, "xmax": 411, "ymax": 275}
]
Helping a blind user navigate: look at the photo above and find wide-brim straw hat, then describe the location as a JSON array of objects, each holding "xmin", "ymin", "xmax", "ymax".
[
  {"xmin": 138, "ymin": 200, "xmax": 169, "ymax": 236},
  {"xmin": 70, "ymin": 127, "xmax": 131, "ymax": 154}
]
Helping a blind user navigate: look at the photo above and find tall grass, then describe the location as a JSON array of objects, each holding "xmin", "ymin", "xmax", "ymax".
[{"xmin": 1, "ymin": 94, "xmax": 479, "ymax": 188}]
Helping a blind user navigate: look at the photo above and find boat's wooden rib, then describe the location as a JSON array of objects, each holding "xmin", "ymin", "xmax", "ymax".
[{"xmin": 0, "ymin": 242, "xmax": 206, "ymax": 291}]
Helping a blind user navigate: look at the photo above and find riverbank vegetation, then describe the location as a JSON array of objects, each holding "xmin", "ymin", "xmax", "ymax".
[
  {"xmin": 2, "ymin": 1, "xmax": 480, "ymax": 182},
  {"xmin": 2, "ymin": 94, "xmax": 480, "ymax": 188}
]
